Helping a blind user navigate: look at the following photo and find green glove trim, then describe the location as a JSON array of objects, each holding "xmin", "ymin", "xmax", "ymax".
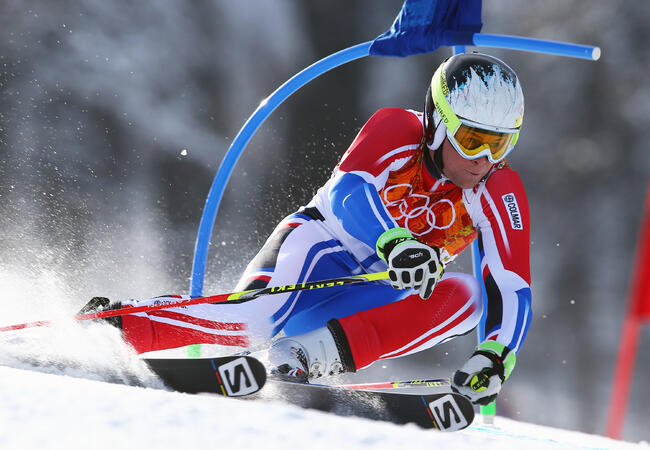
[
  {"xmin": 477, "ymin": 341, "xmax": 517, "ymax": 380},
  {"xmin": 375, "ymin": 227, "xmax": 413, "ymax": 262}
]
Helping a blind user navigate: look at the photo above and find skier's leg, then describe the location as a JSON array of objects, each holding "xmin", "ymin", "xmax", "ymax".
[
  {"xmin": 267, "ymin": 272, "xmax": 482, "ymax": 378},
  {"xmin": 280, "ymin": 281, "xmax": 402, "ymax": 336},
  {"xmin": 335, "ymin": 272, "xmax": 483, "ymax": 370},
  {"xmin": 118, "ymin": 210, "xmax": 368, "ymax": 353}
]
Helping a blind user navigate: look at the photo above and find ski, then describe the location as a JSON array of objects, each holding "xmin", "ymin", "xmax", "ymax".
[
  {"xmin": 254, "ymin": 378, "xmax": 475, "ymax": 431},
  {"xmin": 144, "ymin": 356, "xmax": 473, "ymax": 430},
  {"xmin": 144, "ymin": 355, "xmax": 266, "ymax": 397}
]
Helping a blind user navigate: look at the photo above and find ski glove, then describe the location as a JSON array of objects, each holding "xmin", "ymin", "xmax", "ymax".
[
  {"xmin": 451, "ymin": 341, "xmax": 516, "ymax": 406},
  {"xmin": 376, "ymin": 227, "xmax": 444, "ymax": 300}
]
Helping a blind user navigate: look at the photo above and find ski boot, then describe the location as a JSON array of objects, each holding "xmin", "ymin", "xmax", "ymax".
[
  {"xmin": 267, "ymin": 322, "xmax": 355, "ymax": 382},
  {"xmin": 77, "ymin": 296, "xmax": 123, "ymax": 330}
]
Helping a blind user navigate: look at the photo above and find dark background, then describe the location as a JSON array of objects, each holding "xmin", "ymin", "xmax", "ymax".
[{"xmin": 0, "ymin": 0, "xmax": 648, "ymax": 441}]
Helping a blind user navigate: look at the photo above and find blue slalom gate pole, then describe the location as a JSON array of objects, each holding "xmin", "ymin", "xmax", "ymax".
[
  {"xmin": 189, "ymin": 42, "xmax": 372, "ymax": 298},
  {"xmin": 189, "ymin": 33, "xmax": 599, "ymax": 299},
  {"xmin": 473, "ymin": 33, "xmax": 600, "ymax": 61}
]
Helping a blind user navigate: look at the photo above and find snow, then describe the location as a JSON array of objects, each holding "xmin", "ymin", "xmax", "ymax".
[
  {"xmin": 0, "ymin": 273, "xmax": 646, "ymax": 450},
  {"xmin": 0, "ymin": 333, "xmax": 646, "ymax": 450}
]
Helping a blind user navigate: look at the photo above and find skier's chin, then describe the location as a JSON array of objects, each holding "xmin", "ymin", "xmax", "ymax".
[{"xmin": 448, "ymin": 173, "xmax": 482, "ymax": 189}]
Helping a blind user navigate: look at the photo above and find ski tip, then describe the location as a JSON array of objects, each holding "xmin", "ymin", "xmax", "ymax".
[{"xmin": 144, "ymin": 355, "xmax": 267, "ymax": 397}]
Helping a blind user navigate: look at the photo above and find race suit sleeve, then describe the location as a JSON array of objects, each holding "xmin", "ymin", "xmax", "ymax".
[
  {"xmin": 470, "ymin": 168, "xmax": 532, "ymax": 354},
  {"xmin": 328, "ymin": 108, "xmax": 423, "ymax": 251}
]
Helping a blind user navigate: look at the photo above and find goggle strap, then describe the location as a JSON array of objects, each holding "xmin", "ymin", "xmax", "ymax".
[{"xmin": 511, "ymin": 131, "xmax": 519, "ymax": 147}]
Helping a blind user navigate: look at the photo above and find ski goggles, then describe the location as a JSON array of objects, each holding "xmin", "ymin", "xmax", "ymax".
[{"xmin": 431, "ymin": 65, "xmax": 521, "ymax": 164}]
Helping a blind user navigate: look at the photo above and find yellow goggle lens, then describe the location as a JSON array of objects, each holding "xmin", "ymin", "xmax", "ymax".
[{"xmin": 452, "ymin": 123, "xmax": 517, "ymax": 162}]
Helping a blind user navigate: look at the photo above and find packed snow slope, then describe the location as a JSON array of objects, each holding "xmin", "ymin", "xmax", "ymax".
[
  {"xmin": 0, "ymin": 275, "xmax": 646, "ymax": 450},
  {"xmin": 0, "ymin": 335, "xmax": 646, "ymax": 450}
]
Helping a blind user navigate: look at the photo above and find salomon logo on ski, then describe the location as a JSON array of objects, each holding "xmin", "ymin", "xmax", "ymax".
[
  {"xmin": 216, "ymin": 357, "xmax": 260, "ymax": 396},
  {"xmin": 145, "ymin": 355, "xmax": 267, "ymax": 397},
  {"xmin": 428, "ymin": 394, "xmax": 469, "ymax": 431}
]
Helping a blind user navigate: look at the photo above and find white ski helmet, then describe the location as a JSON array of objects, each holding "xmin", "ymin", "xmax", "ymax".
[{"xmin": 424, "ymin": 52, "xmax": 524, "ymax": 163}]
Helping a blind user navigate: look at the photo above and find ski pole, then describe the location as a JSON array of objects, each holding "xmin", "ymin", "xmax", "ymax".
[
  {"xmin": 340, "ymin": 378, "xmax": 451, "ymax": 390},
  {"xmin": 0, "ymin": 271, "xmax": 390, "ymax": 333}
]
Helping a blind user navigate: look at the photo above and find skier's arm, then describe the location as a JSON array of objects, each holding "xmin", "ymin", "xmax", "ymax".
[
  {"xmin": 327, "ymin": 109, "xmax": 444, "ymax": 296},
  {"xmin": 328, "ymin": 108, "xmax": 422, "ymax": 251},
  {"xmin": 329, "ymin": 171, "xmax": 396, "ymax": 249},
  {"xmin": 452, "ymin": 168, "xmax": 531, "ymax": 404},
  {"xmin": 475, "ymin": 169, "xmax": 532, "ymax": 355}
]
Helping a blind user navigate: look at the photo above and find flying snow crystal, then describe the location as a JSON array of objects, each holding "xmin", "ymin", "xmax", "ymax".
[{"xmin": 181, "ymin": 149, "xmax": 188, "ymax": 156}]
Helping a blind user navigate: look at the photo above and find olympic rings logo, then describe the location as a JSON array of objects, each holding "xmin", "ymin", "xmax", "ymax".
[{"xmin": 382, "ymin": 183, "xmax": 456, "ymax": 236}]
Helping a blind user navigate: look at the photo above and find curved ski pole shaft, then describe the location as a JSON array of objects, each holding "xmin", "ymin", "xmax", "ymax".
[{"xmin": 0, "ymin": 271, "xmax": 389, "ymax": 333}]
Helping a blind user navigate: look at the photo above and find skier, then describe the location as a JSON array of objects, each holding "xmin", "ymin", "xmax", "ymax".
[{"xmin": 90, "ymin": 52, "xmax": 531, "ymax": 406}]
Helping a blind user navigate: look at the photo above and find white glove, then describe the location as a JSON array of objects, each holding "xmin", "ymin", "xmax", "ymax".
[
  {"xmin": 376, "ymin": 228, "xmax": 444, "ymax": 299},
  {"xmin": 452, "ymin": 341, "xmax": 516, "ymax": 405}
]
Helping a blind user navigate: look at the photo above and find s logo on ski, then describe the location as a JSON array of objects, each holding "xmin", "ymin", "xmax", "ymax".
[
  {"xmin": 428, "ymin": 394, "xmax": 469, "ymax": 431},
  {"xmin": 217, "ymin": 357, "xmax": 259, "ymax": 396}
]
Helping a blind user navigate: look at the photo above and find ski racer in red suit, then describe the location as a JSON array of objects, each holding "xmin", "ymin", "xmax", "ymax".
[{"xmin": 95, "ymin": 53, "xmax": 532, "ymax": 406}]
